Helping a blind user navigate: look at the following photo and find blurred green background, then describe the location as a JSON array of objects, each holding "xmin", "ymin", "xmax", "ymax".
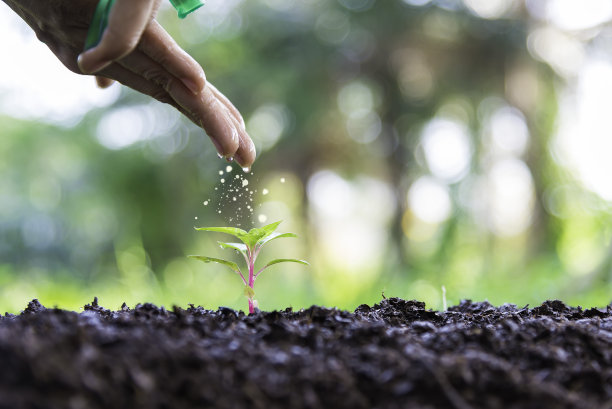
[{"xmin": 1, "ymin": 0, "xmax": 612, "ymax": 313}]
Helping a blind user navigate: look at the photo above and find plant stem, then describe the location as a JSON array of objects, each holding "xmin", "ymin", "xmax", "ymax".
[{"xmin": 248, "ymin": 249, "xmax": 255, "ymax": 314}]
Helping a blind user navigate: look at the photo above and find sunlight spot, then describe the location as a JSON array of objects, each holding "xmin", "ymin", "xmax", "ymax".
[
  {"xmin": 545, "ymin": 0, "xmax": 612, "ymax": 31},
  {"xmin": 554, "ymin": 59, "xmax": 612, "ymax": 201},
  {"xmin": 487, "ymin": 106, "xmax": 530, "ymax": 157},
  {"xmin": 421, "ymin": 118, "xmax": 472, "ymax": 183},
  {"xmin": 463, "ymin": 0, "xmax": 514, "ymax": 19},
  {"xmin": 486, "ymin": 159, "xmax": 535, "ymax": 236},
  {"xmin": 408, "ymin": 176, "xmax": 452, "ymax": 224},
  {"xmin": 247, "ymin": 104, "xmax": 289, "ymax": 151},
  {"xmin": 96, "ymin": 107, "xmax": 151, "ymax": 150},
  {"xmin": 527, "ymin": 27, "xmax": 584, "ymax": 78}
]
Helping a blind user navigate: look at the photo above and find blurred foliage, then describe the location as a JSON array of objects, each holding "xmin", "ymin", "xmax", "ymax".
[{"xmin": 1, "ymin": 0, "xmax": 612, "ymax": 313}]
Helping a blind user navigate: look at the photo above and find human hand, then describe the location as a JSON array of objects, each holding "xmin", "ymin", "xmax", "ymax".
[{"xmin": 3, "ymin": 0, "xmax": 255, "ymax": 168}]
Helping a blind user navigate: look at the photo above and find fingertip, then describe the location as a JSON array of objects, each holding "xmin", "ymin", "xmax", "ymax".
[
  {"xmin": 181, "ymin": 70, "xmax": 206, "ymax": 95},
  {"xmin": 234, "ymin": 138, "xmax": 257, "ymax": 169},
  {"xmin": 78, "ymin": 51, "xmax": 111, "ymax": 74},
  {"xmin": 206, "ymin": 121, "xmax": 240, "ymax": 158},
  {"xmin": 95, "ymin": 76, "xmax": 115, "ymax": 89}
]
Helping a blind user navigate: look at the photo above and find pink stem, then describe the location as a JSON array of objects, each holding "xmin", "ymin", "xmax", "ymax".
[{"xmin": 247, "ymin": 247, "xmax": 255, "ymax": 314}]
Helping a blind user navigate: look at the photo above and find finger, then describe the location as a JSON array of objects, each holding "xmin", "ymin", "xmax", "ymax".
[
  {"xmin": 139, "ymin": 20, "xmax": 206, "ymax": 95},
  {"xmin": 78, "ymin": 0, "xmax": 156, "ymax": 74},
  {"xmin": 206, "ymin": 82, "xmax": 246, "ymax": 130},
  {"xmin": 98, "ymin": 63, "xmax": 184, "ymax": 111},
  {"xmin": 233, "ymin": 131, "xmax": 257, "ymax": 170},
  {"xmin": 116, "ymin": 50, "xmax": 240, "ymax": 157},
  {"xmin": 95, "ymin": 76, "xmax": 115, "ymax": 89},
  {"xmin": 206, "ymin": 86, "xmax": 255, "ymax": 168}
]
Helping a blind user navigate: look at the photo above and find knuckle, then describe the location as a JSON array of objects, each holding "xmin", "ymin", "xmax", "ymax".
[
  {"xmin": 142, "ymin": 69, "xmax": 174, "ymax": 91},
  {"xmin": 151, "ymin": 89, "xmax": 171, "ymax": 104}
]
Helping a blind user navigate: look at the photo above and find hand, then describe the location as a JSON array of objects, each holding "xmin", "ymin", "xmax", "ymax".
[{"xmin": 2, "ymin": 0, "xmax": 255, "ymax": 168}]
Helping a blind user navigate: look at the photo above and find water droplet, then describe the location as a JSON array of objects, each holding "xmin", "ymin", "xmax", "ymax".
[
  {"xmin": 258, "ymin": 214, "xmax": 268, "ymax": 223},
  {"xmin": 203, "ymin": 201, "xmax": 209, "ymax": 206},
  {"xmin": 262, "ymin": 189, "xmax": 269, "ymax": 195},
  {"xmin": 218, "ymin": 210, "xmax": 222, "ymax": 214},
  {"xmin": 217, "ymin": 153, "xmax": 223, "ymax": 159},
  {"xmin": 242, "ymin": 180, "xmax": 249, "ymax": 187},
  {"xmin": 226, "ymin": 157, "xmax": 234, "ymax": 162},
  {"xmin": 220, "ymin": 178, "xmax": 225, "ymax": 183},
  {"xmin": 194, "ymin": 216, "xmax": 198, "ymax": 220},
  {"xmin": 214, "ymin": 187, "xmax": 218, "ymax": 190},
  {"xmin": 235, "ymin": 174, "xmax": 240, "ymax": 179},
  {"xmin": 218, "ymin": 170, "xmax": 224, "ymax": 175},
  {"xmin": 226, "ymin": 165, "xmax": 233, "ymax": 172},
  {"xmin": 242, "ymin": 167, "xmax": 250, "ymax": 173},
  {"xmin": 280, "ymin": 178, "xmax": 286, "ymax": 183},
  {"xmin": 232, "ymin": 197, "xmax": 237, "ymax": 201}
]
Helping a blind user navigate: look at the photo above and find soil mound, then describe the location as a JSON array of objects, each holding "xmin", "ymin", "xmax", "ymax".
[{"xmin": 1, "ymin": 297, "xmax": 610, "ymax": 409}]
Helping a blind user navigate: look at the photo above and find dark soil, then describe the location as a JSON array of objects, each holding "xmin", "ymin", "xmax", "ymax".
[{"xmin": 0, "ymin": 298, "xmax": 611, "ymax": 409}]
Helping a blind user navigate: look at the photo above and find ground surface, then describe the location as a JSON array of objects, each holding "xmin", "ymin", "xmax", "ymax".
[{"xmin": 0, "ymin": 297, "xmax": 611, "ymax": 409}]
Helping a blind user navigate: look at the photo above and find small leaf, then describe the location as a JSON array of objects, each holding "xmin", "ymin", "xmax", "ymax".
[
  {"xmin": 263, "ymin": 258, "xmax": 309, "ymax": 268},
  {"xmin": 244, "ymin": 285, "xmax": 255, "ymax": 299},
  {"xmin": 195, "ymin": 226, "xmax": 250, "ymax": 245},
  {"xmin": 218, "ymin": 241, "xmax": 248, "ymax": 255},
  {"xmin": 255, "ymin": 258, "xmax": 308, "ymax": 278},
  {"xmin": 188, "ymin": 255, "xmax": 240, "ymax": 272},
  {"xmin": 242, "ymin": 221, "xmax": 282, "ymax": 247},
  {"xmin": 257, "ymin": 232, "xmax": 297, "ymax": 247}
]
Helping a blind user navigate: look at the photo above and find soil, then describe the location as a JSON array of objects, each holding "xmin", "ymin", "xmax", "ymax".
[{"xmin": 0, "ymin": 297, "xmax": 611, "ymax": 409}]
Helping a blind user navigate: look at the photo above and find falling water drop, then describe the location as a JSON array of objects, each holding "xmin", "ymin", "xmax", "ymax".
[{"xmin": 262, "ymin": 189, "xmax": 269, "ymax": 195}]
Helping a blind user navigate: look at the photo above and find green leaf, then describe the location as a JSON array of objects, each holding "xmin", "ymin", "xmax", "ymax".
[
  {"xmin": 195, "ymin": 226, "xmax": 250, "ymax": 244},
  {"xmin": 218, "ymin": 241, "xmax": 248, "ymax": 255},
  {"xmin": 264, "ymin": 258, "xmax": 309, "ymax": 268},
  {"xmin": 257, "ymin": 232, "xmax": 297, "ymax": 247},
  {"xmin": 195, "ymin": 222, "xmax": 286, "ymax": 250},
  {"xmin": 243, "ymin": 285, "xmax": 255, "ymax": 299},
  {"xmin": 240, "ymin": 220, "xmax": 283, "ymax": 248},
  {"xmin": 256, "ymin": 258, "xmax": 309, "ymax": 277},
  {"xmin": 188, "ymin": 255, "xmax": 240, "ymax": 272}
]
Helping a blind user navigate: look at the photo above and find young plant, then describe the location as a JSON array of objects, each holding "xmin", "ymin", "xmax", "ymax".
[{"xmin": 189, "ymin": 221, "xmax": 308, "ymax": 313}]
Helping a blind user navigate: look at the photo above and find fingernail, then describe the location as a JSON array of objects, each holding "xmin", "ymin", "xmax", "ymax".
[
  {"xmin": 182, "ymin": 78, "xmax": 203, "ymax": 95},
  {"xmin": 77, "ymin": 53, "xmax": 109, "ymax": 74}
]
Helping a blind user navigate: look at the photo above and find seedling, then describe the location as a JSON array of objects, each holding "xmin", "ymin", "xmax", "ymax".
[{"xmin": 189, "ymin": 221, "xmax": 308, "ymax": 313}]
